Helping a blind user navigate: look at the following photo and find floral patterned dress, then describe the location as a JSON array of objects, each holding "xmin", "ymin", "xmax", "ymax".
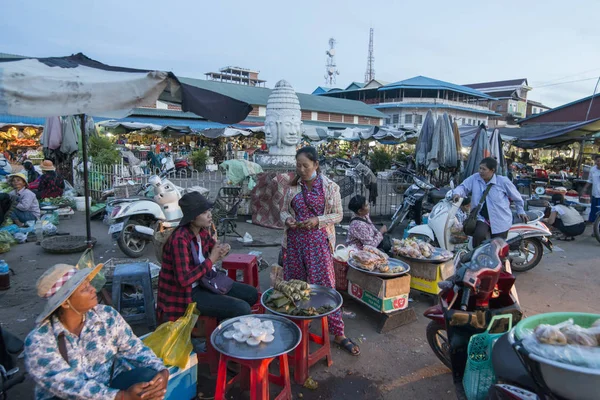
[{"xmin": 283, "ymin": 176, "xmax": 344, "ymax": 336}]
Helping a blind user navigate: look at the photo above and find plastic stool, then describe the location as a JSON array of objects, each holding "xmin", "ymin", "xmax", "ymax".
[
  {"xmin": 111, "ymin": 262, "xmax": 156, "ymax": 328},
  {"xmin": 287, "ymin": 316, "xmax": 332, "ymax": 385},
  {"xmin": 214, "ymin": 353, "xmax": 292, "ymax": 400},
  {"xmin": 222, "ymin": 254, "xmax": 259, "ymax": 289},
  {"xmin": 191, "ymin": 316, "xmax": 219, "ymax": 376},
  {"xmin": 251, "ymin": 292, "xmax": 265, "ymax": 315}
]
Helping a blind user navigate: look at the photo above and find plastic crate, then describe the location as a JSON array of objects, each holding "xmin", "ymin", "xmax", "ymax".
[
  {"xmin": 463, "ymin": 315, "xmax": 513, "ymax": 400},
  {"xmin": 333, "ymin": 258, "xmax": 349, "ymax": 292},
  {"xmin": 165, "ymin": 353, "xmax": 198, "ymax": 400}
]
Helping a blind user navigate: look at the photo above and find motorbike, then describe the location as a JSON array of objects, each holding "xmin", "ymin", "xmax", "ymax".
[
  {"xmin": 424, "ymin": 237, "xmax": 526, "ymax": 398},
  {"xmin": 388, "ymin": 170, "xmax": 449, "ymax": 233},
  {"xmin": 593, "ymin": 210, "xmax": 600, "ymax": 245},
  {"xmin": 108, "ymin": 175, "xmax": 184, "ymax": 258},
  {"xmin": 174, "ymin": 157, "xmax": 192, "ymax": 177},
  {"xmin": 407, "ymin": 194, "xmax": 553, "ymax": 272},
  {"xmin": 0, "ymin": 327, "xmax": 25, "ymax": 399}
]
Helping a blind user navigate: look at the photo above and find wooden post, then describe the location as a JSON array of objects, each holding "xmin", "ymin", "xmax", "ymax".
[{"xmin": 80, "ymin": 114, "xmax": 93, "ymax": 247}]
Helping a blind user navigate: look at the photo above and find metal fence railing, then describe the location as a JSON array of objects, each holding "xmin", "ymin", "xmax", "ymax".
[{"xmin": 72, "ymin": 159, "xmax": 406, "ymax": 218}]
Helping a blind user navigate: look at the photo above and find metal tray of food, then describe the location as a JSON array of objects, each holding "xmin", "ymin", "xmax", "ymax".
[
  {"xmin": 210, "ymin": 314, "xmax": 301, "ymax": 360},
  {"xmin": 347, "ymin": 257, "xmax": 410, "ymax": 277},
  {"xmin": 261, "ymin": 284, "xmax": 343, "ymax": 320},
  {"xmin": 394, "ymin": 248, "xmax": 453, "ymax": 264}
]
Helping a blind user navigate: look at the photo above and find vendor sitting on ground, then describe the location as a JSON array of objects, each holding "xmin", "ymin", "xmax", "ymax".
[
  {"xmin": 7, "ymin": 172, "xmax": 40, "ymax": 226},
  {"xmin": 544, "ymin": 194, "xmax": 585, "ymax": 240},
  {"xmin": 25, "ymin": 263, "xmax": 168, "ymax": 400},
  {"xmin": 37, "ymin": 160, "xmax": 65, "ymax": 199},
  {"xmin": 156, "ymin": 191, "xmax": 258, "ymax": 323},
  {"xmin": 346, "ymin": 195, "xmax": 387, "ymax": 250}
]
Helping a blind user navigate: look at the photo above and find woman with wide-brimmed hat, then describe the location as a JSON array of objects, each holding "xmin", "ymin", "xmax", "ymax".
[
  {"xmin": 7, "ymin": 172, "xmax": 40, "ymax": 226},
  {"xmin": 24, "ymin": 264, "xmax": 168, "ymax": 400},
  {"xmin": 37, "ymin": 160, "xmax": 65, "ymax": 200}
]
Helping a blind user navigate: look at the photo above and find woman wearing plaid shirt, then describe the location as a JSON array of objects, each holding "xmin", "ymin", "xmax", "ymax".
[{"xmin": 156, "ymin": 192, "xmax": 258, "ymax": 323}]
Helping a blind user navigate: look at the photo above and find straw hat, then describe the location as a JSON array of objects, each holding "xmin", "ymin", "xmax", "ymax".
[
  {"xmin": 8, "ymin": 173, "xmax": 28, "ymax": 186},
  {"xmin": 40, "ymin": 160, "xmax": 56, "ymax": 171},
  {"xmin": 35, "ymin": 263, "xmax": 103, "ymax": 324}
]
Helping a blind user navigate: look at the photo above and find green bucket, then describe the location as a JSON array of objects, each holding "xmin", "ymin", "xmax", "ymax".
[{"xmin": 513, "ymin": 312, "xmax": 600, "ymax": 340}]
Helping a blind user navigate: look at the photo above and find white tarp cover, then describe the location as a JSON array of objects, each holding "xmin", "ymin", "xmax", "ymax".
[{"xmin": 0, "ymin": 53, "xmax": 252, "ymax": 123}]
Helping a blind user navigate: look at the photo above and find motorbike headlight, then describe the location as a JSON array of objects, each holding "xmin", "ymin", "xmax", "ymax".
[
  {"xmin": 474, "ymin": 253, "xmax": 497, "ymax": 269},
  {"xmin": 414, "ymin": 177, "xmax": 434, "ymax": 190}
]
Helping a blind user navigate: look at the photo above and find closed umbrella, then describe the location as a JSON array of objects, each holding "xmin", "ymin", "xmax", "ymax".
[
  {"xmin": 438, "ymin": 113, "xmax": 458, "ymax": 169},
  {"xmin": 452, "ymin": 120, "xmax": 462, "ymax": 157},
  {"xmin": 489, "ymin": 128, "xmax": 506, "ymax": 176},
  {"xmin": 427, "ymin": 115, "xmax": 443, "ymax": 171},
  {"xmin": 462, "ymin": 124, "xmax": 490, "ymax": 180},
  {"xmin": 416, "ymin": 110, "xmax": 435, "ymax": 169}
]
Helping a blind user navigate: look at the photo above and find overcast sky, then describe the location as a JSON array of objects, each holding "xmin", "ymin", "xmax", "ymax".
[{"xmin": 3, "ymin": 0, "xmax": 599, "ymax": 107}]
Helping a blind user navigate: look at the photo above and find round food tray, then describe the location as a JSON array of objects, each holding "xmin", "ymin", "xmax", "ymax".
[
  {"xmin": 261, "ymin": 284, "xmax": 343, "ymax": 320},
  {"xmin": 394, "ymin": 248, "xmax": 453, "ymax": 264},
  {"xmin": 347, "ymin": 257, "xmax": 410, "ymax": 277},
  {"xmin": 41, "ymin": 236, "xmax": 97, "ymax": 254},
  {"xmin": 211, "ymin": 314, "xmax": 301, "ymax": 360}
]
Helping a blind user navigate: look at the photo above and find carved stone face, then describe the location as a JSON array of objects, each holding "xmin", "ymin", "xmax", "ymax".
[
  {"xmin": 264, "ymin": 80, "xmax": 303, "ymax": 154},
  {"xmin": 280, "ymin": 119, "xmax": 302, "ymax": 146},
  {"xmin": 265, "ymin": 120, "xmax": 277, "ymax": 146}
]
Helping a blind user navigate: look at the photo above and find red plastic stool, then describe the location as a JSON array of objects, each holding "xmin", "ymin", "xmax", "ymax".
[
  {"xmin": 214, "ymin": 353, "xmax": 292, "ymax": 400},
  {"xmin": 191, "ymin": 316, "xmax": 219, "ymax": 376},
  {"xmin": 251, "ymin": 292, "xmax": 266, "ymax": 315},
  {"xmin": 222, "ymin": 254, "xmax": 259, "ymax": 289},
  {"xmin": 287, "ymin": 316, "xmax": 332, "ymax": 384}
]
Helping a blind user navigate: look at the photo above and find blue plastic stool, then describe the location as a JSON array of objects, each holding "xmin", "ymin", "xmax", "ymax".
[{"xmin": 111, "ymin": 262, "xmax": 157, "ymax": 328}]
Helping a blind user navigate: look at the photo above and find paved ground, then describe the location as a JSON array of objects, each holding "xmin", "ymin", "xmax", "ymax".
[{"xmin": 1, "ymin": 212, "xmax": 599, "ymax": 399}]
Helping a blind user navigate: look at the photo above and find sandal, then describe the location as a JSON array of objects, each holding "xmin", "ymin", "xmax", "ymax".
[{"xmin": 336, "ymin": 337, "xmax": 360, "ymax": 356}]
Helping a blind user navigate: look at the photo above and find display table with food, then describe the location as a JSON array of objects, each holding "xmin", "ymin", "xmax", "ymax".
[
  {"xmin": 345, "ymin": 245, "xmax": 417, "ymax": 333},
  {"xmin": 392, "ymin": 238, "xmax": 454, "ymax": 295},
  {"xmin": 261, "ymin": 280, "xmax": 343, "ymax": 384},
  {"xmin": 211, "ymin": 314, "xmax": 301, "ymax": 400}
]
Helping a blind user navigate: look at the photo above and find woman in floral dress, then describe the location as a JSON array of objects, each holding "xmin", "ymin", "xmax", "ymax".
[{"xmin": 281, "ymin": 147, "xmax": 360, "ymax": 356}]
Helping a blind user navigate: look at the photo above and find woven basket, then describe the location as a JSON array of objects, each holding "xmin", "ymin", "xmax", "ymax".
[
  {"xmin": 114, "ymin": 183, "xmax": 142, "ymax": 199},
  {"xmin": 41, "ymin": 236, "xmax": 97, "ymax": 254},
  {"xmin": 333, "ymin": 258, "xmax": 349, "ymax": 292}
]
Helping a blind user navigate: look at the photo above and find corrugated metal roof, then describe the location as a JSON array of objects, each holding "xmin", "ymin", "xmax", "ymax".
[
  {"xmin": 374, "ymin": 103, "xmax": 502, "ymax": 117},
  {"xmin": 518, "ymin": 93, "xmax": 600, "ymax": 124},
  {"xmin": 0, "ymin": 52, "xmax": 26, "ymax": 59},
  {"xmin": 380, "ymin": 76, "xmax": 495, "ymax": 100},
  {"xmin": 178, "ymin": 77, "xmax": 384, "ymax": 118},
  {"xmin": 345, "ymin": 82, "xmax": 366, "ymax": 90},
  {"xmin": 465, "ymin": 78, "xmax": 528, "ymax": 89},
  {"xmin": 127, "ymin": 108, "xmax": 206, "ymax": 119}
]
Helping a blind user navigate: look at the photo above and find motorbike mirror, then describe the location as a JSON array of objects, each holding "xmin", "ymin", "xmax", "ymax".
[{"xmin": 161, "ymin": 158, "xmax": 167, "ymax": 164}]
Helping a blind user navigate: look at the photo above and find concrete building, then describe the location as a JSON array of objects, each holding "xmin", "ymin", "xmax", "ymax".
[
  {"xmin": 526, "ymin": 100, "xmax": 552, "ymax": 117},
  {"xmin": 464, "ymin": 78, "xmax": 531, "ymax": 127},
  {"xmin": 315, "ymin": 76, "xmax": 499, "ymax": 130},
  {"xmin": 205, "ymin": 66, "xmax": 267, "ymax": 87},
  {"xmin": 518, "ymin": 93, "xmax": 600, "ymax": 126}
]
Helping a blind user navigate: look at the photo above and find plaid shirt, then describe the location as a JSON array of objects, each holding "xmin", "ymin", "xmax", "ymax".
[
  {"xmin": 38, "ymin": 172, "xmax": 64, "ymax": 199},
  {"xmin": 156, "ymin": 225, "xmax": 215, "ymax": 322}
]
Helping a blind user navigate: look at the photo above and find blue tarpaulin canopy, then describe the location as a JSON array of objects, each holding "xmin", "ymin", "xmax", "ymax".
[{"xmin": 498, "ymin": 118, "xmax": 600, "ymax": 148}]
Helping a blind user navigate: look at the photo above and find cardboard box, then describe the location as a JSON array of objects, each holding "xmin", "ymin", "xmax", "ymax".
[
  {"xmin": 394, "ymin": 257, "xmax": 454, "ymax": 295},
  {"xmin": 346, "ymin": 268, "xmax": 410, "ymax": 314}
]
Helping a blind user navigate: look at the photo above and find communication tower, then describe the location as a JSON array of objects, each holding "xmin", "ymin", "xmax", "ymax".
[
  {"xmin": 364, "ymin": 28, "xmax": 375, "ymax": 83},
  {"xmin": 324, "ymin": 38, "xmax": 340, "ymax": 86}
]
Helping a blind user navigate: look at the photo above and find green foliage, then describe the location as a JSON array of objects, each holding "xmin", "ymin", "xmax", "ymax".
[
  {"xmin": 369, "ymin": 148, "xmax": 393, "ymax": 172},
  {"xmin": 190, "ymin": 148, "xmax": 210, "ymax": 171},
  {"xmin": 89, "ymin": 135, "xmax": 120, "ymax": 165}
]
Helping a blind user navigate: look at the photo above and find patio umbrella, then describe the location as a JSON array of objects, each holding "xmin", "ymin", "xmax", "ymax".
[
  {"xmin": 0, "ymin": 53, "xmax": 252, "ymax": 245},
  {"xmin": 437, "ymin": 113, "xmax": 458, "ymax": 169},
  {"xmin": 452, "ymin": 120, "xmax": 462, "ymax": 156},
  {"xmin": 489, "ymin": 128, "xmax": 506, "ymax": 176},
  {"xmin": 462, "ymin": 124, "xmax": 490, "ymax": 180},
  {"xmin": 427, "ymin": 115, "xmax": 442, "ymax": 171},
  {"xmin": 415, "ymin": 110, "xmax": 435, "ymax": 169}
]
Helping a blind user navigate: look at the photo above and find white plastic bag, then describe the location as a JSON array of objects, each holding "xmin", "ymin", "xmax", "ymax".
[{"xmin": 333, "ymin": 244, "xmax": 350, "ymax": 262}]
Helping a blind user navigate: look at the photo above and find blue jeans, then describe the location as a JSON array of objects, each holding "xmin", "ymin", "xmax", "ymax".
[
  {"xmin": 589, "ymin": 196, "xmax": 600, "ymax": 223},
  {"xmin": 10, "ymin": 209, "xmax": 37, "ymax": 224},
  {"xmin": 49, "ymin": 367, "xmax": 159, "ymax": 399}
]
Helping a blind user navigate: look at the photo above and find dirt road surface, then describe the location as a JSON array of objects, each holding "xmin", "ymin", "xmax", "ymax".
[{"xmin": 1, "ymin": 213, "xmax": 598, "ymax": 399}]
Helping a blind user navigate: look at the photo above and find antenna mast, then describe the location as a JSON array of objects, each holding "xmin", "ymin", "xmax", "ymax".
[
  {"xmin": 324, "ymin": 38, "xmax": 340, "ymax": 86},
  {"xmin": 364, "ymin": 28, "xmax": 375, "ymax": 83}
]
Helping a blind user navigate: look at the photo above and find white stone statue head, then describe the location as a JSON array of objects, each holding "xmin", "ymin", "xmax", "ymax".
[{"xmin": 265, "ymin": 80, "xmax": 303, "ymax": 156}]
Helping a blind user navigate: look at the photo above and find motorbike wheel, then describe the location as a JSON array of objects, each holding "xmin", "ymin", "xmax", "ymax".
[
  {"xmin": 117, "ymin": 218, "xmax": 148, "ymax": 258},
  {"xmin": 594, "ymin": 214, "xmax": 600, "ymax": 245},
  {"xmin": 185, "ymin": 167, "xmax": 192, "ymax": 178},
  {"xmin": 426, "ymin": 321, "xmax": 452, "ymax": 369},
  {"xmin": 510, "ymin": 238, "xmax": 543, "ymax": 272}
]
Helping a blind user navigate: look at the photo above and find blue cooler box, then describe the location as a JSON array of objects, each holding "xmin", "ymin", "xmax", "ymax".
[{"xmin": 165, "ymin": 352, "xmax": 198, "ymax": 400}]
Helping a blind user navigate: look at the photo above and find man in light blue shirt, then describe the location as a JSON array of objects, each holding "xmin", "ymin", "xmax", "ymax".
[{"xmin": 453, "ymin": 157, "xmax": 528, "ymax": 247}]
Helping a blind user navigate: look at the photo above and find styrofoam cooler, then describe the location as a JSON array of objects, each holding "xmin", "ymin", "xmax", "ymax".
[
  {"xmin": 165, "ymin": 352, "xmax": 198, "ymax": 400},
  {"xmin": 74, "ymin": 196, "xmax": 92, "ymax": 211}
]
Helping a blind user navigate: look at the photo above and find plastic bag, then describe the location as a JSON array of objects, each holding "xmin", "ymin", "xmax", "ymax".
[
  {"xmin": 42, "ymin": 223, "xmax": 58, "ymax": 235},
  {"xmin": 0, "ymin": 231, "xmax": 16, "ymax": 245},
  {"xmin": 0, "ymin": 225, "xmax": 20, "ymax": 235},
  {"xmin": 143, "ymin": 303, "xmax": 199, "ymax": 369},
  {"xmin": 41, "ymin": 212, "xmax": 59, "ymax": 226},
  {"xmin": 153, "ymin": 227, "xmax": 175, "ymax": 263},
  {"xmin": 76, "ymin": 249, "xmax": 106, "ymax": 292},
  {"xmin": 270, "ymin": 264, "xmax": 284, "ymax": 287},
  {"xmin": 13, "ymin": 232, "xmax": 27, "ymax": 244}
]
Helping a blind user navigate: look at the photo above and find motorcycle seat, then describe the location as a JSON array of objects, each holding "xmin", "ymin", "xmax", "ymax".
[
  {"xmin": 512, "ymin": 211, "xmax": 542, "ymax": 224},
  {"xmin": 492, "ymin": 333, "xmax": 537, "ymax": 392},
  {"xmin": 429, "ymin": 188, "xmax": 449, "ymax": 203}
]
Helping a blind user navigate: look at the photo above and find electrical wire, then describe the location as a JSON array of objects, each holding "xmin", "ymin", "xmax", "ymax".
[
  {"xmin": 533, "ymin": 67, "xmax": 600, "ymax": 86},
  {"xmin": 532, "ymin": 77, "xmax": 599, "ymax": 89}
]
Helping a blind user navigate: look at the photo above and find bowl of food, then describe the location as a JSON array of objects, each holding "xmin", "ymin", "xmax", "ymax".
[{"xmin": 509, "ymin": 312, "xmax": 600, "ymax": 400}]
